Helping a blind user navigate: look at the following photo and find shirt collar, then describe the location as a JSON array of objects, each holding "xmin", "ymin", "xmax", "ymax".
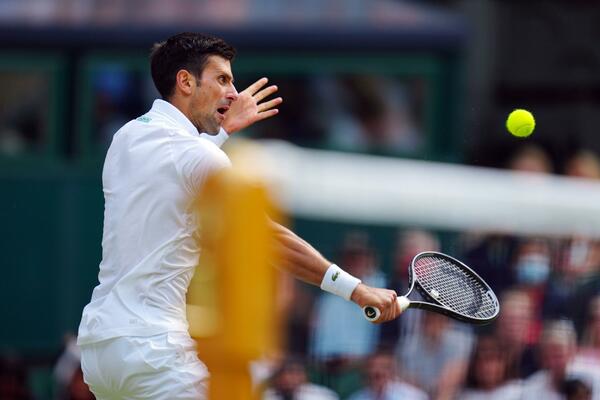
[{"xmin": 151, "ymin": 99, "xmax": 200, "ymax": 137}]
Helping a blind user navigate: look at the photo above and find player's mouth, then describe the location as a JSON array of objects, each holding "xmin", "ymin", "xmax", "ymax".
[{"xmin": 216, "ymin": 105, "xmax": 229, "ymax": 121}]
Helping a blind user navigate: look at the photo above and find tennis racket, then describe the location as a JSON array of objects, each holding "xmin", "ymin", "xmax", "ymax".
[{"xmin": 363, "ymin": 251, "xmax": 500, "ymax": 325}]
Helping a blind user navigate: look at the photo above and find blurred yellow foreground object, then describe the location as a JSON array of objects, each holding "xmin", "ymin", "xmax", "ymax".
[{"xmin": 187, "ymin": 142, "xmax": 281, "ymax": 399}]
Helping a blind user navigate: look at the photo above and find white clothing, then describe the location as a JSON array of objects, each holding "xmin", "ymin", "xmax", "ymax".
[
  {"xmin": 523, "ymin": 365, "xmax": 600, "ymax": 399},
  {"xmin": 78, "ymin": 99, "xmax": 230, "ymax": 400},
  {"xmin": 78, "ymin": 99, "xmax": 231, "ymax": 345},
  {"xmin": 521, "ymin": 371, "xmax": 564, "ymax": 400},
  {"xmin": 397, "ymin": 322, "xmax": 474, "ymax": 394},
  {"xmin": 459, "ymin": 380, "xmax": 523, "ymax": 400},
  {"xmin": 569, "ymin": 352, "xmax": 600, "ymax": 400},
  {"xmin": 80, "ymin": 332, "xmax": 208, "ymax": 400},
  {"xmin": 263, "ymin": 383, "xmax": 339, "ymax": 400},
  {"xmin": 347, "ymin": 381, "xmax": 429, "ymax": 400}
]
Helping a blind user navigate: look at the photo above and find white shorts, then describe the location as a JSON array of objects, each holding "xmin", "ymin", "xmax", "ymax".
[{"xmin": 80, "ymin": 332, "xmax": 208, "ymax": 400}]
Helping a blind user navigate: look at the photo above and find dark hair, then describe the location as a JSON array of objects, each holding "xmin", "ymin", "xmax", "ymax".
[
  {"xmin": 150, "ymin": 32, "xmax": 236, "ymax": 99},
  {"xmin": 561, "ymin": 378, "xmax": 592, "ymax": 400},
  {"xmin": 464, "ymin": 335, "xmax": 508, "ymax": 389}
]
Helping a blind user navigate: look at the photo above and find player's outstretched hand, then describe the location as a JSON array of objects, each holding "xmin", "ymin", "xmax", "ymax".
[
  {"xmin": 222, "ymin": 77, "xmax": 283, "ymax": 134},
  {"xmin": 351, "ymin": 284, "xmax": 401, "ymax": 324}
]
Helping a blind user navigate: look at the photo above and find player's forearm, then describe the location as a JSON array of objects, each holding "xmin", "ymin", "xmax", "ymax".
[
  {"xmin": 270, "ymin": 221, "xmax": 331, "ymax": 286},
  {"xmin": 270, "ymin": 221, "xmax": 400, "ymax": 321}
]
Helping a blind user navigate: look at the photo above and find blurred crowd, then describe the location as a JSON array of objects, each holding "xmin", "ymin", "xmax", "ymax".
[
  {"xmin": 0, "ymin": 334, "xmax": 93, "ymax": 400},
  {"xmin": 3, "ymin": 1, "xmax": 600, "ymax": 399},
  {"xmin": 2, "ymin": 65, "xmax": 600, "ymax": 398},
  {"xmin": 256, "ymin": 144, "xmax": 600, "ymax": 399},
  {"xmin": 2, "ymin": 142, "xmax": 600, "ymax": 400},
  {"xmin": 0, "ymin": 66, "xmax": 425, "ymax": 158}
]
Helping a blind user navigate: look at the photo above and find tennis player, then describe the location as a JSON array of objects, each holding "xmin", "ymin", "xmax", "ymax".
[{"xmin": 77, "ymin": 32, "xmax": 402, "ymax": 399}]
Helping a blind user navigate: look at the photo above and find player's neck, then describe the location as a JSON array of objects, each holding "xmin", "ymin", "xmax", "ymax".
[{"xmin": 167, "ymin": 96, "xmax": 192, "ymax": 123}]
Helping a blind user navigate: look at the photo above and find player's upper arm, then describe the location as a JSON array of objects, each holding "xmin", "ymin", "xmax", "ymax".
[{"xmin": 173, "ymin": 136, "xmax": 231, "ymax": 196}]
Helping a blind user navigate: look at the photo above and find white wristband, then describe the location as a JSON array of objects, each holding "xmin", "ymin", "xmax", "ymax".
[{"xmin": 320, "ymin": 264, "xmax": 361, "ymax": 301}]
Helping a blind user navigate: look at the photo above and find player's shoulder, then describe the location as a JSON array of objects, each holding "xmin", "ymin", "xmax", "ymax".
[
  {"xmin": 196, "ymin": 137, "xmax": 231, "ymax": 168},
  {"xmin": 169, "ymin": 129, "xmax": 231, "ymax": 170},
  {"xmin": 131, "ymin": 111, "xmax": 174, "ymax": 131},
  {"xmin": 112, "ymin": 113, "xmax": 168, "ymax": 139}
]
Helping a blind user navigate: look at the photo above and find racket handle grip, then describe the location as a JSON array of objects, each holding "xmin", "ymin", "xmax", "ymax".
[{"xmin": 363, "ymin": 296, "xmax": 410, "ymax": 322}]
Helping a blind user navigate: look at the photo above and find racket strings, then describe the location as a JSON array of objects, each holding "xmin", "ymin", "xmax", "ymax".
[{"xmin": 414, "ymin": 256, "xmax": 498, "ymax": 319}]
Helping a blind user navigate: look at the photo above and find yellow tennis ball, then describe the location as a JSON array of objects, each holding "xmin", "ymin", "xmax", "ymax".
[{"xmin": 506, "ymin": 109, "xmax": 535, "ymax": 137}]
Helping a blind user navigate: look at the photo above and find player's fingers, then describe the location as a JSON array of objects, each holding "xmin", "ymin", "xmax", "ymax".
[
  {"xmin": 382, "ymin": 305, "xmax": 395, "ymax": 323},
  {"xmin": 257, "ymin": 97, "xmax": 283, "ymax": 112},
  {"xmin": 254, "ymin": 85, "xmax": 279, "ymax": 102},
  {"xmin": 383, "ymin": 293, "xmax": 400, "ymax": 322},
  {"xmin": 243, "ymin": 77, "xmax": 269, "ymax": 96},
  {"xmin": 393, "ymin": 299, "xmax": 403, "ymax": 318},
  {"xmin": 255, "ymin": 108, "xmax": 279, "ymax": 122},
  {"xmin": 372, "ymin": 303, "xmax": 390, "ymax": 324}
]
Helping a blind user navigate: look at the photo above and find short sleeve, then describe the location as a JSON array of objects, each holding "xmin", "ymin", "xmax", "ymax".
[
  {"xmin": 199, "ymin": 127, "xmax": 229, "ymax": 148},
  {"xmin": 173, "ymin": 136, "xmax": 232, "ymax": 196}
]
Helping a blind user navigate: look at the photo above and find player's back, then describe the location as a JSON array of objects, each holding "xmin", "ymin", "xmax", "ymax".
[{"xmin": 78, "ymin": 100, "xmax": 230, "ymax": 346}]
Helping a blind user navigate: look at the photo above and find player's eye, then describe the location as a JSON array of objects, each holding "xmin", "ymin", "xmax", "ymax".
[{"xmin": 218, "ymin": 75, "xmax": 227, "ymax": 84}]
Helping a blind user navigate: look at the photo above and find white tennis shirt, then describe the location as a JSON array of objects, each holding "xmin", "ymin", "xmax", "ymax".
[{"xmin": 78, "ymin": 99, "xmax": 231, "ymax": 345}]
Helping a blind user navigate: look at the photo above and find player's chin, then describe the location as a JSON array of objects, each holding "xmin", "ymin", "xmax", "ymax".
[
  {"xmin": 212, "ymin": 113, "xmax": 226, "ymax": 129},
  {"xmin": 215, "ymin": 110, "xmax": 226, "ymax": 123},
  {"xmin": 205, "ymin": 114, "xmax": 223, "ymax": 134}
]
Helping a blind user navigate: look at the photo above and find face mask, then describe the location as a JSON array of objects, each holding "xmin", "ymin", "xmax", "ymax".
[{"xmin": 516, "ymin": 254, "xmax": 551, "ymax": 285}]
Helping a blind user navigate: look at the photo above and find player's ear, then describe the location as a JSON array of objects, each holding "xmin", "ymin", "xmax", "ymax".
[{"xmin": 175, "ymin": 69, "xmax": 195, "ymax": 96}]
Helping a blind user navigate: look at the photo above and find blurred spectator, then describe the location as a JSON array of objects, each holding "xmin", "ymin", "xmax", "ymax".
[
  {"xmin": 462, "ymin": 234, "xmax": 519, "ymax": 300},
  {"xmin": 463, "ymin": 146, "xmax": 554, "ymax": 301},
  {"xmin": 561, "ymin": 379, "xmax": 593, "ymax": 400},
  {"xmin": 493, "ymin": 288, "xmax": 539, "ymax": 379},
  {"xmin": 521, "ymin": 319, "xmax": 579, "ymax": 399},
  {"xmin": 565, "ymin": 150, "xmax": 600, "ymax": 180},
  {"xmin": 380, "ymin": 229, "xmax": 440, "ymax": 350},
  {"xmin": 396, "ymin": 312, "xmax": 473, "ymax": 399},
  {"xmin": 0, "ymin": 354, "xmax": 31, "ymax": 400},
  {"xmin": 309, "ymin": 231, "xmax": 385, "ymax": 397},
  {"xmin": 507, "ymin": 144, "xmax": 554, "ymax": 174},
  {"xmin": 581, "ymin": 296, "xmax": 600, "ymax": 353},
  {"xmin": 322, "ymin": 76, "xmax": 423, "ymax": 154},
  {"xmin": 567, "ymin": 240, "xmax": 600, "ymax": 338},
  {"xmin": 310, "ymin": 231, "xmax": 385, "ymax": 360},
  {"xmin": 281, "ymin": 275, "xmax": 316, "ymax": 355},
  {"xmin": 346, "ymin": 352, "xmax": 427, "ymax": 400},
  {"xmin": 65, "ymin": 368, "xmax": 95, "ymax": 400},
  {"xmin": 568, "ymin": 296, "xmax": 600, "ymax": 399},
  {"xmin": 253, "ymin": 77, "xmax": 324, "ymax": 147},
  {"xmin": 92, "ymin": 67, "xmax": 147, "ymax": 151},
  {"xmin": 262, "ymin": 357, "xmax": 338, "ymax": 400},
  {"xmin": 463, "ymin": 145, "xmax": 555, "ymax": 315},
  {"xmin": 54, "ymin": 334, "xmax": 95, "ymax": 400},
  {"xmin": 512, "ymin": 237, "xmax": 553, "ymax": 338},
  {"xmin": 545, "ymin": 237, "xmax": 598, "ymax": 320},
  {"xmin": 458, "ymin": 335, "xmax": 523, "ymax": 400},
  {"xmin": 0, "ymin": 72, "xmax": 48, "ymax": 157},
  {"xmin": 513, "ymin": 238, "xmax": 553, "ymax": 290}
]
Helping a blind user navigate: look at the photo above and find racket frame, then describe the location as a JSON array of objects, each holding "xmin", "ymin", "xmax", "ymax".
[{"xmin": 363, "ymin": 251, "xmax": 500, "ymax": 325}]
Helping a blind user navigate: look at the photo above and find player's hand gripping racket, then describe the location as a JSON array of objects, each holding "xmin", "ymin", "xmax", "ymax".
[{"xmin": 363, "ymin": 251, "xmax": 500, "ymax": 325}]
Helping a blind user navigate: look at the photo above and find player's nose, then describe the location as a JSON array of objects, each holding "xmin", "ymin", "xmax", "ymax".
[{"xmin": 226, "ymin": 85, "xmax": 238, "ymax": 102}]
